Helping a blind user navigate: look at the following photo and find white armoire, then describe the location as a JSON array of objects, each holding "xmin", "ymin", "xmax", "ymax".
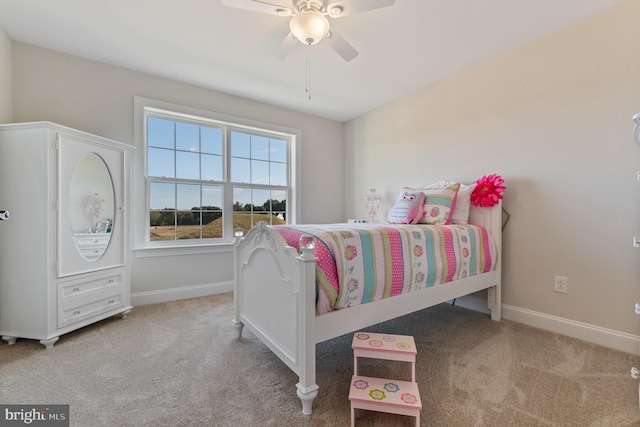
[{"xmin": 0, "ymin": 122, "xmax": 132, "ymax": 349}]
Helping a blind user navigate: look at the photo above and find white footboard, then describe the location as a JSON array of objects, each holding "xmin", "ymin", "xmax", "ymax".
[{"xmin": 233, "ymin": 222, "xmax": 318, "ymax": 414}]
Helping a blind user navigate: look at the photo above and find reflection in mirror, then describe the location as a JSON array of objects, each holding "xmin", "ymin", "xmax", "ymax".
[{"xmin": 69, "ymin": 153, "xmax": 115, "ymax": 261}]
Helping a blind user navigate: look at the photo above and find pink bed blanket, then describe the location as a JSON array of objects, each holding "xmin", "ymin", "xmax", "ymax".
[{"xmin": 276, "ymin": 223, "xmax": 497, "ymax": 315}]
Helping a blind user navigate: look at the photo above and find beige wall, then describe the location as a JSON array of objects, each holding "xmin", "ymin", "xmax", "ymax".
[
  {"xmin": 345, "ymin": 0, "xmax": 640, "ymax": 338},
  {"xmin": 11, "ymin": 43, "xmax": 345, "ymax": 295},
  {"xmin": 0, "ymin": 25, "xmax": 12, "ymax": 123}
]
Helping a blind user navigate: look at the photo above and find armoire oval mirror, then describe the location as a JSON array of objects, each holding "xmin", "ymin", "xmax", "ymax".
[{"xmin": 68, "ymin": 153, "xmax": 115, "ymax": 261}]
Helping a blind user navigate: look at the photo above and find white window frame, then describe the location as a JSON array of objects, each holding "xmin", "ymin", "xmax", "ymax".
[{"xmin": 132, "ymin": 96, "xmax": 301, "ymax": 258}]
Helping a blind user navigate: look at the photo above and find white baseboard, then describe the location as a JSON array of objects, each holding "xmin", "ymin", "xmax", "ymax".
[
  {"xmin": 131, "ymin": 281, "xmax": 233, "ymax": 306},
  {"xmin": 453, "ymin": 295, "xmax": 640, "ymax": 355},
  {"xmin": 502, "ymin": 304, "xmax": 640, "ymax": 355}
]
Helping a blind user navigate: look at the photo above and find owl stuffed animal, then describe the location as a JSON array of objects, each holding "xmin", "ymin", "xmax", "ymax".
[{"xmin": 387, "ymin": 191, "xmax": 425, "ymax": 224}]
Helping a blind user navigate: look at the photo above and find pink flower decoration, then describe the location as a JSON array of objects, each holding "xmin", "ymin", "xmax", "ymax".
[{"xmin": 471, "ymin": 174, "xmax": 506, "ymax": 207}]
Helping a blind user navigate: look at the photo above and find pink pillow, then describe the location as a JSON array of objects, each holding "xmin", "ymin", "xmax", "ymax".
[{"xmin": 387, "ymin": 191, "xmax": 425, "ymax": 224}]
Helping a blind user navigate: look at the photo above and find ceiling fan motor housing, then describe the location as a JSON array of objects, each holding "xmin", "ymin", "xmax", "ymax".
[{"xmin": 295, "ymin": 0, "xmax": 324, "ymax": 13}]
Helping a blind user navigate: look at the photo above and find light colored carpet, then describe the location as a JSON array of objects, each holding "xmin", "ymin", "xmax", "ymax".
[{"xmin": 1, "ymin": 292, "xmax": 639, "ymax": 426}]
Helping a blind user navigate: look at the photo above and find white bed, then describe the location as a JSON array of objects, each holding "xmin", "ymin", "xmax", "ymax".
[{"xmin": 232, "ymin": 201, "xmax": 502, "ymax": 414}]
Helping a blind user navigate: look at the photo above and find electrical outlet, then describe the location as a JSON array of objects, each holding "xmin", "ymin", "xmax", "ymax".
[
  {"xmin": 634, "ymin": 237, "xmax": 640, "ymax": 248},
  {"xmin": 554, "ymin": 276, "xmax": 568, "ymax": 294}
]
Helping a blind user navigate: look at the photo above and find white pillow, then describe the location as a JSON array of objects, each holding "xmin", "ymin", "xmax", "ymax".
[{"xmin": 426, "ymin": 180, "xmax": 476, "ymax": 225}]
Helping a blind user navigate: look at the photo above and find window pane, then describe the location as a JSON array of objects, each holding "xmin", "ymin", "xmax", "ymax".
[
  {"xmin": 150, "ymin": 211, "xmax": 175, "ymax": 241},
  {"xmin": 252, "ymin": 188, "xmax": 270, "ymax": 212},
  {"xmin": 271, "ymin": 190, "xmax": 286, "ymax": 214},
  {"xmin": 231, "ymin": 157, "xmax": 250, "ymax": 183},
  {"xmin": 233, "ymin": 187, "xmax": 251, "ymax": 211},
  {"xmin": 148, "ymin": 147, "xmax": 175, "ymax": 178},
  {"xmin": 176, "ymin": 151, "xmax": 200, "ymax": 180},
  {"xmin": 177, "ymin": 211, "xmax": 200, "ymax": 239},
  {"xmin": 230, "ymin": 131, "xmax": 250, "ymax": 158},
  {"xmin": 251, "ymin": 160, "xmax": 269, "ymax": 185},
  {"xmin": 201, "ymin": 154, "xmax": 222, "ymax": 181},
  {"xmin": 251, "ymin": 135, "xmax": 269, "ymax": 160},
  {"xmin": 202, "ymin": 185, "xmax": 222, "ymax": 208},
  {"xmin": 202, "ymin": 214, "xmax": 222, "ymax": 238},
  {"xmin": 150, "ymin": 182, "xmax": 175, "ymax": 210},
  {"xmin": 202, "ymin": 185, "xmax": 223, "ymax": 239},
  {"xmin": 202, "ymin": 126, "xmax": 223, "ymax": 155},
  {"xmin": 270, "ymin": 162, "xmax": 287, "ymax": 186},
  {"xmin": 177, "ymin": 183, "xmax": 200, "ymax": 210},
  {"xmin": 270, "ymin": 138, "xmax": 287, "ymax": 163},
  {"xmin": 176, "ymin": 122, "xmax": 199, "ymax": 152},
  {"xmin": 148, "ymin": 117, "xmax": 174, "ymax": 149}
]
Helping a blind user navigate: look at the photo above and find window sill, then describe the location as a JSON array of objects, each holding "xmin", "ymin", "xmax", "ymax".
[{"xmin": 133, "ymin": 243, "xmax": 234, "ymax": 258}]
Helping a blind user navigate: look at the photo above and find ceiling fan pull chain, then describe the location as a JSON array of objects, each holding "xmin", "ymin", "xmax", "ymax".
[{"xmin": 306, "ymin": 44, "xmax": 311, "ymax": 100}]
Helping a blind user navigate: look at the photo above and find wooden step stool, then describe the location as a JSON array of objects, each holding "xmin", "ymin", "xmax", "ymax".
[
  {"xmin": 351, "ymin": 332, "xmax": 417, "ymax": 381},
  {"xmin": 349, "ymin": 375, "xmax": 422, "ymax": 427}
]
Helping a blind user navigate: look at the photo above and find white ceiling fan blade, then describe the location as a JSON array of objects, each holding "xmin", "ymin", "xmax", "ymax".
[
  {"xmin": 221, "ymin": 0, "xmax": 294, "ymax": 16},
  {"xmin": 325, "ymin": 29, "xmax": 358, "ymax": 62},
  {"xmin": 273, "ymin": 32, "xmax": 298, "ymax": 60},
  {"xmin": 325, "ymin": 0, "xmax": 395, "ymax": 18}
]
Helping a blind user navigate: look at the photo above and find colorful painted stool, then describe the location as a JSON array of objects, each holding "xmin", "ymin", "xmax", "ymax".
[
  {"xmin": 349, "ymin": 375, "xmax": 422, "ymax": 427},
  {"xmin": 351, "ymin": 332, "xmax": 417, "ymax": 381}
]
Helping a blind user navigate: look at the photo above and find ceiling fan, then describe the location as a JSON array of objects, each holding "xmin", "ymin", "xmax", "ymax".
[{"xmin": 221, "ymin": 0, "xmax": 396, "ymax": 62}]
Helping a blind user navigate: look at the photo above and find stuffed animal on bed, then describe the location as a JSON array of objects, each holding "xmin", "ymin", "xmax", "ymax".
[{"xmin": 387, "ymin": 191, "xmax": 425, "ymax": 224}]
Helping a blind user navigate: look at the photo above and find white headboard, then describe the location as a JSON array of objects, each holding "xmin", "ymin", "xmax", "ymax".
[{"xmin": 469, "ymin": 201, "xmax": 503, "ymax": 260}]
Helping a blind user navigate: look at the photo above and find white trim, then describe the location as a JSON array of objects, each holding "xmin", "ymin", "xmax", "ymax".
[
  {"xmin": 454, "ymin": 295, "xmax": 640, "ymax": 355},
  {"xmin": 501, "ymin": 304, "xmax": 640, "ymax": 355},
  {"xmin": 133, "ymin": 243, "xmax": 233, "ymax": 258},
  {"xmin": 131, "ymin": 281, "xmax": 233, "ymax": 306}
]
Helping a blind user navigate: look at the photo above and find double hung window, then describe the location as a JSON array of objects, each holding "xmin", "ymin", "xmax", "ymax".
[{"xmin": 135, "ymin": 98, "xmax": 298, "ymax": 251}]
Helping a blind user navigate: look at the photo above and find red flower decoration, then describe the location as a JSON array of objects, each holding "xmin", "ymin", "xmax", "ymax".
[{"xmin": 470, "ymin": 174, "xmax": 506, "ymax": 207}]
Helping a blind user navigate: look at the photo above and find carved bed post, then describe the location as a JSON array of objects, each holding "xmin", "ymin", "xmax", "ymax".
[
  {"xmin": 295, "ymin": 240, "xmax": 319, "ymax": 414},
  {"xmin": 232, "ymin": 231, "xmax": 244, "ymax": 338},
  {"xmin": 487, "ymin": 201, "xmax": 503, "ymax": 321}
]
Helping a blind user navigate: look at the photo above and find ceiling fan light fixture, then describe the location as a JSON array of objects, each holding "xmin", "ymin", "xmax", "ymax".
[{"xmin": 289, "ymin": 9, "xmax": 330, "ymax": 45}]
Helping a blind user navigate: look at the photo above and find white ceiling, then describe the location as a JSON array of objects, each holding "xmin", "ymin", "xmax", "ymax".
[{"xmin": 0, "ymin": 0, "xmax": 624, "ymax": 122}]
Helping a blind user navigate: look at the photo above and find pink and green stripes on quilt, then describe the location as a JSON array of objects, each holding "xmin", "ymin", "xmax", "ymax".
[{"xmin": 276, "ymin": 223, "xmax": 496, "ymax": 315}]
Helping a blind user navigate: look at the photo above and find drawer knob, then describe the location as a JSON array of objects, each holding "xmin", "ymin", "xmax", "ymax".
[
  {"xmin": 108, "ymin": 279, "xmax": 114, "ymax": 284},
  {"xmin": 73, "ymin": 310, "xmax": 81, "ymax": 316},
  {"xmin": 73, "ymin": 287, "xmax": 80, "ymax": 292},
  {"xmin": 108, "ymin": 299, "xmax": 115, "ymax": 304}
]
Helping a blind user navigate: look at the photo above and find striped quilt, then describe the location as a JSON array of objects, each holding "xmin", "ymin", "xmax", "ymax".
[{"xmin": 276, "ymin": 223, "xmax": 497, "ymax": 315}]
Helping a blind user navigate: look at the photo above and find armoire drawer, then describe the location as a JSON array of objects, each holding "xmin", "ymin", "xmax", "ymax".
[
  {"xmin": 74, "ymin": 233, "xmax": 111, "ymax": 249},
  {"xmin": 73, "ymin": 233, "xmax": 111, "ymax": 261},
  {"xmin": 58, "ymin": 291, "xmax": 123, "ymax": 328},
  {"xmin": 58, "ymin": 271, "xmax": 122, "ymax": 305}
]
